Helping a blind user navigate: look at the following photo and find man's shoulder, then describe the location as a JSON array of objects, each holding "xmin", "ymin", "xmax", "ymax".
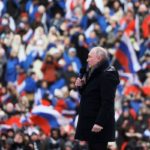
[
  {"xmin": 101, "ymin": 66, "xmax": 120, "ymax": 84},
  {"xmin": 104, "ymin": 66, "xmax": 116, "ymax": 72}
]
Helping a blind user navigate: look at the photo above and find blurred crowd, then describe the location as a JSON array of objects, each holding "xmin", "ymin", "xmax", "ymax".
[{"xmin": 0, "ymin": 0, "xmax": 150, "ymax": 149}]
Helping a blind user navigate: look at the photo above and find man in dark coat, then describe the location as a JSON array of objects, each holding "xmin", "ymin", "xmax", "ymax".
[{"xmin": 74, "ymin": 46, "xmax": 120, "ymax": 150}]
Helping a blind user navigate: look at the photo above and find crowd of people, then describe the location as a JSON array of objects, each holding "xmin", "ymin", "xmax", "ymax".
[{"xmin": 0, "ymin": 0, "xmax": 149, "ymax": 149}]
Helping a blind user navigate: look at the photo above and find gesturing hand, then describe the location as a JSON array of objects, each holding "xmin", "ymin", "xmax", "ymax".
[{"xmin": 91, "ymin": 124, "xmax": 103, "ymax": 133}]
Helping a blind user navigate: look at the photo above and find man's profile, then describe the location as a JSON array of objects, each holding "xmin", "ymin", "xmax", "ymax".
[{"xmin": 74, "ymin": 46, "xmax": 120, "ymax": 150}]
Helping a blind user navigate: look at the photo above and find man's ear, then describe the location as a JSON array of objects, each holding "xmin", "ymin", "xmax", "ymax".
[{"xmin": 96, "ymin": 55, "xmax": 102, "ymax": 62}]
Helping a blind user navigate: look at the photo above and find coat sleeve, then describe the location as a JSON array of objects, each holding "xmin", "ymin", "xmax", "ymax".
[
  {"xmin": 77, "ymin": 85, "xmax": 85, "ymax": 95},
  {"xmin": 95, "ymin": 72, "xmax": 118, "ymax": 127}
]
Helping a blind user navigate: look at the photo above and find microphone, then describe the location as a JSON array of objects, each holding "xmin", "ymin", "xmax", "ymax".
[
  {"xmin": 79, "ymin": 67, "xmax": 87, "ymax": 79},
  {"xmin": 76, "ymin": 67, "xmax": 87, "ymax": 89}
]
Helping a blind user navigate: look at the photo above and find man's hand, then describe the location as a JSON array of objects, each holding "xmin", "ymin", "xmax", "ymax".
[
  {"xmin": 91, "ymin": 124, "xmax": 103, "ymax": 133},
  {"xmin": 75, "ymin": 77, "xmax": 85, "ymax": 87}
]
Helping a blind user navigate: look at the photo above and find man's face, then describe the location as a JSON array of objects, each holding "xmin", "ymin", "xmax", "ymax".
[{"xmin": 87, "ymin": 50, "xmax": 100, "ymax": 68}]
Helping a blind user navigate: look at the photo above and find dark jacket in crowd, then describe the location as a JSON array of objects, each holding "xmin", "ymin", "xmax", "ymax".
[{"xmin": 75, "ymin": 60, "xmax": 120, "ymax": 142}]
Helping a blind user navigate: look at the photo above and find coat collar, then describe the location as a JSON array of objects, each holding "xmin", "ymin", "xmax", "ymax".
[
  {"xmin": 94, "ymin": 59, "xmax": 110, "ymax": 72},
  {"xmin": 86, "ymin": 60, "xmax": 109, "ymax": 81}
]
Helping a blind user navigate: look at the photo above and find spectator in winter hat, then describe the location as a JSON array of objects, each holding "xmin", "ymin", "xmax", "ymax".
[
  {"xmin": 47, "ymin": 26, "xmax": 60, "ymax": 44},
  {"xmin": 49, "ymin": 12, "xmax": 64, "ymax": 29},
  {"xmin": 0, "ymin": 133, "xmax": 8, "ymax": 150},
  {"xmin": 48, "ymin": 47, "xmax": 62, "ymax": 61},
  {"xmin": 5, "ymin": 103, "xmax": 15, "ymax": 117},
  {"xmin": 41, "ymin": 54, "xmax": 60, "ymax": 85},
  {"xmin": 80, "ymin": 10, "xmax": 98, "ymax": 30},
  {"xmin": 18, "ymin": 21, "xmax": 33, "ymax": 45},
  {"xmin": 32, "ymin": 58, "xmax": 43, "ymax": 80},
  {"xmin": 41, "ymin": 128, "xmax": 65, "ymax": 150},
  {"xmin": 125, "ymin": 2, "xmax": 134, "ymax": 12},
  {"xmin": 16, "ymin": 95, "xmax": 29, "ymax": 112},
  {"xmin": 87, "ymin": 31, "xmax": 99, "ymax": 48},
  {"xmin": 31, "ymin": 132, "xmax": 41, "ymax": 150},
  {"xmin": 37, "ymin": 5, "xmax": 47, "ymax": 32},
  {"xmin": 26, "ymin": 26, "xmax": 48, "ymax": 58},
  {"xmin": 120, "ymin": 10, "xmax": 135, "ymax": 36},
  {"xmin": 11, "ymin": 132, "xmax": 26, "ymax": 149},
  {"xmin": 112, "ymin": 1, "xmax": 123, "ymax": 22},
  {"xmin": 1, "ymin": 13, "xmax": 16, "ymax": 31},
  {"xmin": 138, "ymin": 4, "xmax": 148, "ymax": 14},
  {"xmin": 20, "ymin": 13, "xmax": 29, "ymax": 22},
  {"xmin": 31, "ymin": 12, "xmax": 43, "ymax": 30},
  {"xmin": 64, "ymin": 47, "xmax": 82, "ymax": 73}
]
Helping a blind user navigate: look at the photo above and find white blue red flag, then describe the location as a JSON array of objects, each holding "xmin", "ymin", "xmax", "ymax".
[{"xmin": 115, "ymin": 34, "xmax": 141, "ymax": 73}]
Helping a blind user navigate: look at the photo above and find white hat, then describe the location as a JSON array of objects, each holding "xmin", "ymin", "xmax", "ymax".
[
  {"xmin": 58, "ymin": 59, "xmax": 66, "ymax": 66},
  {"xmin": 1, "ymin": 18, "xmax": 9, "ymax": 26},
  {"xmin": 139, "ymin": 4, "xmax": 147, "ymax": 12},
  {"xmin": 68, "ymin": 47, "xmax": 76, "ymax": 53},
  {"xmin": 48, "ymin": 47, "xmax": 60, "ymax": 55},
  {"xmin": 127, "ymin": 2, "xmax": 133, "ymax": 10}
]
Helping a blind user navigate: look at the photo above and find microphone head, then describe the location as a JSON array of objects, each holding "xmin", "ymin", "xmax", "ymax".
[
  {"xmin": 80, "ymin": 67, "xmax": 86, "ymax": 74},
  {"xmin": 79, "ymin": 67, "xmax": 87, "ymax": 78}
]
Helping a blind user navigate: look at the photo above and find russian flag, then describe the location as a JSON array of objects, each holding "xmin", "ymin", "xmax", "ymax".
[
  {"xmin": 115, "ymin": 34, "xmax": 141, "ymax": 73},
  {"xmin": 31, "ymin": 105, "xmax": 72, "ymax": 129},
  {"xmin": 20, "ymin": 113, "xmax": 32, "ymax": 125},
  {"xmin": 0, "ymin": 125, "xmax": 12, "ymax": 131},
  {"xmin": 4, "ymin": 116, "xmax": 22, "ymax": 128},
  {"xmin": 117, "ymin": 72, "xmax": 132, "ymax": 95},
  {"xmin": 19, "ymin": 113, "xmax": 50, "ymax": 135},
  {"xmin": 30, "ymin": 115, "xmax": 51, "ymax": 136},
  {"xmin": 119, "ymin": 71, "xmax": 141, "ymax": 86},
  {"xmin": 119, "ymin": 72, "xmax": 132, "ymax": 83}
]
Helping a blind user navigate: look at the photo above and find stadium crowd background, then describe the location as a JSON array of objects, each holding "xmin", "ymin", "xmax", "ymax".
[{"xmin": 0, "ymin": 0, "xmax": 150, "ymax": 149}]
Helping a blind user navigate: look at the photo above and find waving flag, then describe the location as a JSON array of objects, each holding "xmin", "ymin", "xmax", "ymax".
[
  {"xmin": 141, "ymin": 15, "xmax": 150, "ymax": 38},
  {"xmin": 115, "ymin": 34, "xmax": 141, "ymax": 73},
  {"xmin": 32, "ymin": 105, "xmax": 72, "ymax": 128},
  {"xmin": 0, "ymin": 125, "xmax": 12, "ymax": 131},
  {"xmin": 16, "ymin": 72, "xmax": 26, "ymax": 94},
  {"xmin": 119, "ymin": 72, "xmax": 132, "ymax": 83},
  {"xmin": 30, "ymin": 115, "xmax": 51, "ymax": 135},
  {"xmin": 20, "ymin": 113, "xmax": 32, "ymax": 125},
  {"xmin": 4, "ymin": 116, "xmax": 22, "ymax": 128}
]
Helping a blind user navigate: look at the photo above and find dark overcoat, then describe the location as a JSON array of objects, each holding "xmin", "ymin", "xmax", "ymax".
[{"xmin": 75, "ymin": 60, "xmax": 120, "ymax": 143}]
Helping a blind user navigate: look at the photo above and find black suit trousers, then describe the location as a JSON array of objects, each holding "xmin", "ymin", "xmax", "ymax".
[{"xmin": 88, "ymin": 142, "xmax": 108, "ymax": 150}]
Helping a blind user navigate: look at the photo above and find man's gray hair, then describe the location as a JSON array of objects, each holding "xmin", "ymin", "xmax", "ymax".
[{"xmin": 92, "ymin": 47, "xmax": 109, "ymax": 60}]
